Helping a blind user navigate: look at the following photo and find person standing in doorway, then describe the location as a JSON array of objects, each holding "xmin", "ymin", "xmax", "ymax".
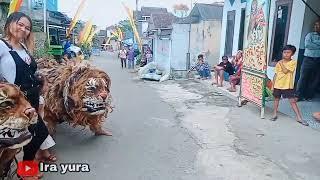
[
  {"xmin": 127, "ymin": 47, "xmax": 135, "ymax": 69},
  {"xmin": 270, "ymin": 45, "xmax": 308, "ymax": 126},
  {"xmin": 119, "ymin": 47, "xmax": 127, "ymax": 69},
  {"xmin": 296, "ymin": 20, "xmax": 320, "ymax": 101}
]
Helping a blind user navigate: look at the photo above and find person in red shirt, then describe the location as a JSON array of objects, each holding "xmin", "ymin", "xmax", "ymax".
[{"xmin": 228, "ymin": 51, "xmax": 243, "ymax": 92}]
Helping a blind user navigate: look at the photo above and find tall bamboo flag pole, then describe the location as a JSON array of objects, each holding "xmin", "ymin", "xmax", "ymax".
[
  {"xmin": 117, "ymin": 27, "xmax": 123, "ymax": 41},
  {"xmin": 86, "ymin": 28, "xmax": 99, "ymax": 44},
  {"xmin": 79, "ymin": 20, "xmax": 93, "ymax": 43},
  {"xmin": 67, "ymin": 0, "xmax": 87, "ymax": 36},
  {"xmin": 122, "ymin": 2, "xmax": 142, "ymax": 51},
  {"xmin": 111, "ymin": 31, "xmax": 120, "ymax": 40},
  {"xmin": 8, "ymin": 0, "xmax": 23, "ymax": 17}
]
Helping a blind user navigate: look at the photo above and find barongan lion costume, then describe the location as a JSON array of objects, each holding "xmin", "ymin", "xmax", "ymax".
[
  {"xmin": 0, "ymin": 83, "xmax": 38, "ymax": 177},
  {"xmin": 38, "ymin": 59, "xmax": 113, "ymax": 136}
]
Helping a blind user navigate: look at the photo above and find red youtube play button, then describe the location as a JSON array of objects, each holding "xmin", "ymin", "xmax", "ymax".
[{"xmin": 17, "ymin": 161, "xmax": 39, "ymax": 177}]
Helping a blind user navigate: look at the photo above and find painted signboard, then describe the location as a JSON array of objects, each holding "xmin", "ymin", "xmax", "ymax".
[
  {"xmin": 241, "ymin": 72, "xmax": 264, "ymax": 106},
  {"xmin": 239, "ymin": 0, "xmax": 270, "ymax": 116}
]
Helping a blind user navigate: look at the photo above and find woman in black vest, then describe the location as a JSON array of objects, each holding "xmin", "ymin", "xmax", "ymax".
[{"xmin": 0, "ymin": 12, "xmax": 49, "ymax": 178}]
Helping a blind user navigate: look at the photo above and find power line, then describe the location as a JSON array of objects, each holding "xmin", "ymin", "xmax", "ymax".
[{"xmin": 300, "ymin": 0, "xmax": 320, "ymax": 18}]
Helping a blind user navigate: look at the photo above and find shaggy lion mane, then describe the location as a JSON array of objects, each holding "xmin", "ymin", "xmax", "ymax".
[{"xmin": 38, "ymin": 60, "xmax": 112, "ymax": 130}]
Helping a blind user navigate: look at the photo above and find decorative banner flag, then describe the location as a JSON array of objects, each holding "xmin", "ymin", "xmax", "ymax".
[
  {"xmin": 118, "ymin": 28, "xmax": 124, "ymax": 41},
  {"xmin": 8, "ymin": 0, "xmax": 23, "ymax": 17},
  {"xmin": 86, "ymin": 28, "xmax": 99, "ymax": 44},
  {"xmin": 67, "ymin": 0, "xmax": 86, "ymax": 36},
  {"xmin": 79, "ymin": 20, "xmax": 93, "ymax": 43},
  {"xmin": 239, "ymin": 0, "xmax": 271, "ymax": 118},
  {"xmin": 122, "ymin": 2, "xmax": 142, "ymax": 51},
  {"xmin": 117, "ymin": 27, "xmax": 123, "ymax": 41},
  {"xmin": 111, "ymin": 31, "xmax": 120, "ymax": 40}
]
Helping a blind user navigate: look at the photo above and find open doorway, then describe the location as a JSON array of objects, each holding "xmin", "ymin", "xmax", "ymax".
[
  {"xmin": 224, "ymin": 10, "xmax": 236, "ymax": 56},
  {"xmin": 269, "ymin": 0, "xmax": 293, "ymax": 66},
  {"xmin": 238, "ymin": 8, "xmax": 246, "ymax": 51}
]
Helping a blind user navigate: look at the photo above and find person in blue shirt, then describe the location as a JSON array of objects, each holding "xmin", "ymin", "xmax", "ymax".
[
  {"xmin": 188, "ymin": 54, "xmax": 211, "ymax": 79},
  {"xmin": 63, "ymin": 36, "xmax": 72, "ymax": 60},
  {"xmin": 64, "ymin": 36, "xmax": 72, "ymax": 52},
  {"xmin": 296, "ymin": 20, "xmax": 320, "ymax": 101}
]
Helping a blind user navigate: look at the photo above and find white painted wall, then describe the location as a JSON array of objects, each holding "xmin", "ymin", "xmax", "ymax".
[
  {"xmin": 142, "ymin": 22, "xmax": 149, "ymax": 34},
  {"xmin": 190, "ymin": 20, "xmax": 222, "ymax": 67},
  {"xmin": 171, "ymin": 24, "xmax": 190, "ymax": 70},
  {"xmin": 219, "ymin": 0, "xmax": 246, "ymax": 59},
  {"xmin": 153, "ymin": 35, "xmax": 171, "ymax": 72}
]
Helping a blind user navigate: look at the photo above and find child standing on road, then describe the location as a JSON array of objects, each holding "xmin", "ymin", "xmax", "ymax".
[{"xmin": 270, "ymin": 45, "xmax": 309, "ymax": 126}]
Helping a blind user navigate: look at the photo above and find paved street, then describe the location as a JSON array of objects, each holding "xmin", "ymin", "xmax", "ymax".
[
  {"xmin": 46, "ymin": 52, "xmax": 201, "ymax": 180},
  {"xmin": 46, "ymin": 52, "xmax": 320, "ymax": 180}
]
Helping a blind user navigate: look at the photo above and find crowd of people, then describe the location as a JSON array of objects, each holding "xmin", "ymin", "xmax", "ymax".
[
  {"xmin": 187, "ymin": 50, "xmax": 243, "ymax": 93},
  {"xmin": 186, "ymin": 20, "xmax": 320, "ymax": 125},
  {"xmin": 118, "ymin": 45, "xmax": 153, "ymax": 69}
]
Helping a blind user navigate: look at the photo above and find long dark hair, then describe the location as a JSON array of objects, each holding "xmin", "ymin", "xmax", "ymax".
[{"xmin": 4, "ymin": 12, "xmax": 34, "ymax": 53}]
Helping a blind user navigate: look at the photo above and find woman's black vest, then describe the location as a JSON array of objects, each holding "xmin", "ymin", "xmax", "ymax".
[{"xmin": 1, "ymin": 39, "xmax": 40, "ymax": 109}]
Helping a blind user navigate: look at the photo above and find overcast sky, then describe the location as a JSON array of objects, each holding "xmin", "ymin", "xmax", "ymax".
[{"xmin": 59, "ymin": 0, "xmax": 223, "ymax": 29}]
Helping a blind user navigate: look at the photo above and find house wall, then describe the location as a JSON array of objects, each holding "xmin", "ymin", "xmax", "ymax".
[
  {"xmin": 219, "ymin": 0, "xmax": 246, "ymax": 59},
  {"xmin": 171, "ymin": 24, "xmax": 190, "ymax": 70},
  {"xmin": 190, "ymin": 20, "xmax": 222, "ymax": 67},
  {"xmin": 142, "ymin": 22, "xmax": 149, "ymax": 35},
  {"xmin": 153, "ymin": 35, "xmax": 171, "ymax": 72}
]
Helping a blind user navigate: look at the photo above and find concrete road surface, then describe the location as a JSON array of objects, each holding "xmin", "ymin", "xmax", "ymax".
[{"xmin": 46, "ymin": 52, "xmax": 201, "ymax": 180}]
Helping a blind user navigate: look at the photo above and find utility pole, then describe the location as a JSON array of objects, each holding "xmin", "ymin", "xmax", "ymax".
[
  {"xmin": 28, "ymin": 0, "xmax": 32, "ymax": 15},
  {"xmin": 186, "ymin": 0, "xmax": 193, "ymax": 70},
  {"xmin": 133, "ymin": 0, "xmax": 138, "ymax": 47},
  {"xmin": 136, "ymin": 0, "xmax": 138, "ymax": 11},
  {"xmin": 43, "ymin": 0, "xmax": 47, "ymax": 33}
]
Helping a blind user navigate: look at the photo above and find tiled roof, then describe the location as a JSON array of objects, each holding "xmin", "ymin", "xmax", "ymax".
[
  {"xmin": 190, "ymin": 3, "xmax": 223, "ymax": 21},
  {"xmin": 149, "ymin": 13, "xmax": 176, "ymax": 30},
  {"xmin": 141, "ymin": 7, "xmax": 167, "ymax": 17}
]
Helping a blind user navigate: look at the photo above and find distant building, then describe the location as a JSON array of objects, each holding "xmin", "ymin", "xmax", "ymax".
[
  {"xmin": 147, "ymin": 12, "xmax": 176, "ymax": 71},
  {"xmin": 32, "ymin": 0, "xmax": 58, "ymax": 11},
  {"xmin": 135, "ymin": 7, "xmax": 168, "ymax": 44},
  {"xmin": 188, "ymin": 3, "xmax": 224, "ymax": 66}
]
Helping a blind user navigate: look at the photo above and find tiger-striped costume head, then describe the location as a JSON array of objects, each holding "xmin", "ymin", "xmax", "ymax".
[
  {"xmin": 43, "ymin": 63, "xmax": 112, "ymax": 128},
  {"xmin": 0, "ymin": 84, "xmax": 37, "ymax": 149}
]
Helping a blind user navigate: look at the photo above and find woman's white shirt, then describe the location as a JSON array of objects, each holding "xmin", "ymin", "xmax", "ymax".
[{"xmin": 0, "ymin": 40, "xmax": 31, "ymax": 83}]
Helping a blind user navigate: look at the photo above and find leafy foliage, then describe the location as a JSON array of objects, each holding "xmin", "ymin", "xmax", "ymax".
[{"xmin": 33, "ymin": 40, "xmax": 54, "ymax": 59}]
